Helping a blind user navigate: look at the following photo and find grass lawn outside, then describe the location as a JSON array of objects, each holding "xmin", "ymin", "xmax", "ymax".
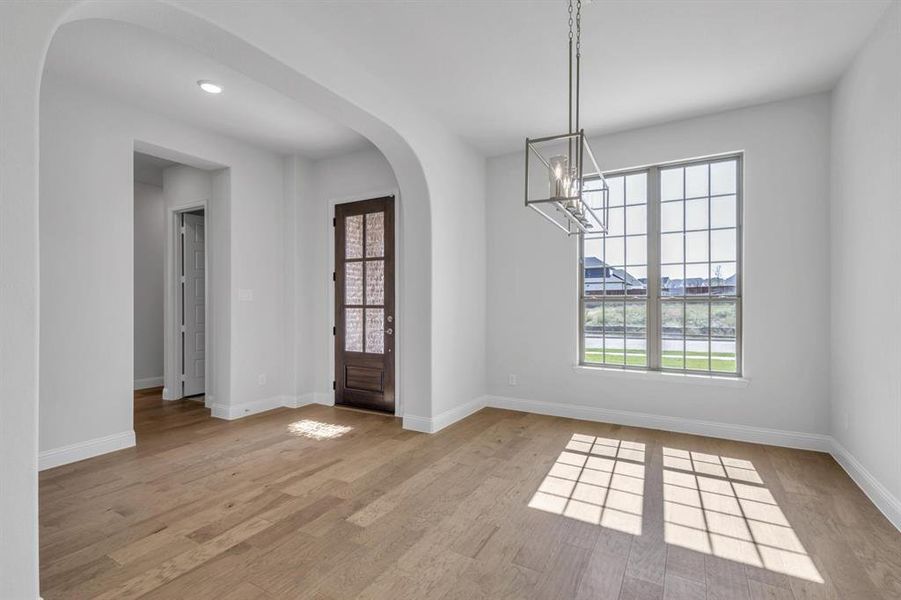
[{"xmin": 584, "ymin": 349, "xmax": 737, "ymax": 372}]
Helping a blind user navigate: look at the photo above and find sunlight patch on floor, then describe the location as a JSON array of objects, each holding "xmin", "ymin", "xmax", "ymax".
[
  {"xmin": 662, "ymin": 447, "xmax": 823, "ymax": 583},
  {"xmin": 287, "ymin": 419, "xmax": 353, "ymax": 440},
  {"xmin": 528, "ymin": 434, "xmax": 646, "ymax": 535}
]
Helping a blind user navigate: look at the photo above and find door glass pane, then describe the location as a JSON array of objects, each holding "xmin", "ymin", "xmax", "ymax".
[
  {"xmin": 345, "ymin": 262, "xmax": 363, "ymax": 305},
  {"xmin": 366, "ymin": 212, "xmax": 385, "ymax": 257},
  {"xmin": 366, "ymin": 260, "xmax": 385, "ymax": 305},
  {"xmin": 345, "ymin": 308, "xmax": 363, "ymax": 352},
  {"xmin": 345, "ymin": 215, "xmax": 363, "ymax": 259},
  {"xmin": 365, "ymin": 308, "xmax": 384, "ymax": 354}
]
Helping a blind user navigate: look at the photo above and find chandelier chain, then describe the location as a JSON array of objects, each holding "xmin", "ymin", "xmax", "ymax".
[
  {"xmin": 576, "ymin": 0, "xmax": 581, "ymax": 57},
  {"xmin": 568, "ymin": 0, "xmax": 573, "ymax": 41}
]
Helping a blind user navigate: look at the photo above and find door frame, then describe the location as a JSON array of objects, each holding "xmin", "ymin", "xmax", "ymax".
[
  {"xmin": 163, "ymin": 201, "xmax": 210, "ymax": 402},
  {"xmin": 327, "ymin": 187, "xmax": 402, "ymax": 417}
]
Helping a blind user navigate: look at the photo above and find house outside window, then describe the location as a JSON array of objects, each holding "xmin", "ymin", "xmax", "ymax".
[{"xmin": 580, "ymin": 154, "xmax": 742, "ymax": 375}]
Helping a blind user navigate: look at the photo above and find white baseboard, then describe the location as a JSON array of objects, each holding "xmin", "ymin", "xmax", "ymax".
[
  {"xmin": 281, "ymin": 393, "xmax": 322, "ymax": 409},
  {"xmin": 39, "ymin": 430, "xmax": 136, "ymax": 471},
  {"xmin": 314, "ymin": 392, "xmax": 334, "ymax": 406},
  {"xmin": 210, "ymin": 393, "xmax": 333, "ymax": 420},
  {"xmin": 831, "ymin": 439, "xmax": 901, "ymax": 531},
  {"xmin": 210, "ymin": 395, "xmax": 285, "ymax": 420},
  {"xmin": 484, "ymin": 395, "xmax": 833, "ymax": 452},
  {"xmin": 403, "ymin": 395, "xmax": 488, "ymax": 434},
  {"xmin": 134, "ymin": 376, "xmax": 163, "ymax": 390}
]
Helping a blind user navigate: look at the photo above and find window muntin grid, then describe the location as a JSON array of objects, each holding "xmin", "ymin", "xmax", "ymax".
[
  {"xmin": 580, "ymin": 155, "xmax": 741, "ymax": 376},
  {"xmin": 582, "ymin": 173, "xmax": 649, "ymax": 368}
]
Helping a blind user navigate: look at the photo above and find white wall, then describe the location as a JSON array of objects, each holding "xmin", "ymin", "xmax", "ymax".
[
  {"xmin": 830, "ymin": 2, "xmax": 901, "ymax": 511},
  {"xmin": 40, "ymin": 74, "xmax": 286, "ymax": 453},
  {"xmin": 133, "ymin": 181, "xmax": 165, "ymax": 386},
  {"xmin": 7, "ymin": 2, "xmax": 489, "ymax": 594},
  {"xmin": 0, "ymin": 4, "xmax": 58, "ymax": 595},
  {"xmin": 291, "ymin": 144, "xmax": 487, "ymax": 426},
  {"xmin": 487, "ymin": 94, "xmax": 832, "ymax": 437},
  {"xmin": 428, "ymin": 138, "xmax": 488, "ymax": 419},
  {"xmin": 286, "ymin": 148, "xmax": 399, "ymax": 405}
]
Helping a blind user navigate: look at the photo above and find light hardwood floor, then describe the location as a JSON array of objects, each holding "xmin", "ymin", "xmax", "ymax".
[{"xmin": 39, "ymin": 389, "xmax": 900, "ymax": 599}]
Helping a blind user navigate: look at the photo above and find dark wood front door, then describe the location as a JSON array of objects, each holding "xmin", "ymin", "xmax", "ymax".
[{"xmin": 335, "ymin": 197, "xmax": 395, "ymax": 413}]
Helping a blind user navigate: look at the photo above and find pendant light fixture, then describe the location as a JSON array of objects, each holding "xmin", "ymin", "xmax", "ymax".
[{"xmin": 524, "ymin": 0, "xmax": 608, "ymax": 236}]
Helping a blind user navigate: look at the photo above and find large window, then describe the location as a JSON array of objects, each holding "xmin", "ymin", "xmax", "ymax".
[{"xmin": 580, "ymin": 155, "xmax": 741, "ymax": 375}]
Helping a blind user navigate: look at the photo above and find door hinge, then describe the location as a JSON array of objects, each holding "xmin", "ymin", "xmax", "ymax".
[
  {"xmin": 180, "ymin": 225, "xmax": 186, "ymax": 234},
  {"xmin": 180, "ymin": 275, "xmax": 186, "ymax": 284},
  {"xmin": 332, "ymin": 271, "xmax": 336, "ymax": 282},
  {"xmin": 180, "ymin": 374, "xmax": 186, "ymax": 382},
  {"xmin": 180, "ymin": 324, "xmax": 186, "ymax": 333},
  {"xmin": 332, "ymin": 217, "xmax": 336, "ymax": 227},
  {"xmin": 332, "ymin": 326, "xmax": 336, "ymax": 336},
  {"xmin": 332, "ymin": 380, "xmax": 336, "ymax": 390}
]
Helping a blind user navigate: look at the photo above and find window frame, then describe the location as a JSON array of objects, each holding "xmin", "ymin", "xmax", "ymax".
[{"xmin": 578, "ymin": 153, "xmax": 743, "ymax": 377}]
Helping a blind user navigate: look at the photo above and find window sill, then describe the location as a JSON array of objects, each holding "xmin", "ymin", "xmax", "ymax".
[{"xmin": 572, "ymin": 365, "xmax": 750, "ymax": 388}]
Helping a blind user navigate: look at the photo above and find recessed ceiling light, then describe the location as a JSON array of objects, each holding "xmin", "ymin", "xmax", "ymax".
[{"xmin": 197, "ymin": 80, "xmax": 223, "ymax": 94}]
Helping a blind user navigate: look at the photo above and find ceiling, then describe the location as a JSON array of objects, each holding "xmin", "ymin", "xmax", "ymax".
[
  {"xmin": 44, "ymin": 19, "xmax": 373, "ymax": 160},
  {"xmin": 45, "ymin": 2, "xmax": 891, "ymax": 159},
  {"xmin": 241, "ymin": 0, "xmax": 890, "ymax": 155}
]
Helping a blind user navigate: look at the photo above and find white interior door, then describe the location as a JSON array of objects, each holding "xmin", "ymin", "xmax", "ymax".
[{"xmin": 182, "ymin": 212, "xmax": 205, "ymax": 397}]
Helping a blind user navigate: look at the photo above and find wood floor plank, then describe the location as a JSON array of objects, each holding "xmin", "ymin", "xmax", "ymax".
[{"xmin": 37, "ymin": 390, "xmax": 901, "ymax": 599}]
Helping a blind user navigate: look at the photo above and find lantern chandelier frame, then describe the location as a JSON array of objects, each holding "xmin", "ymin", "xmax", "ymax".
[{"xmin": 524, "ymin": 0, "xmax": 609, "ymax": 236}]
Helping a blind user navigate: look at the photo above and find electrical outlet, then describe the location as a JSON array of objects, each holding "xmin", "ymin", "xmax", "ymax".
[
  {"xmin": 258, "ymin": 374, "xmax": 267, "ymax": 386},
  {"xmin": 238, "ymin": 288, "xmax": 254, "ymax": 301},
  {"xmin": 508, "ymin": 374, "xmax": 517, "ymax": 386}
]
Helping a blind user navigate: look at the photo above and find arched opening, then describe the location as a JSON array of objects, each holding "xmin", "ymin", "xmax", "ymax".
[
  {"xmin": 2, "ymin": 2, "xmax": 446, "ymax": 596},
  {"xmin": 41, "ymin": 4, "xmax": 438, "ymax": 438}
]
